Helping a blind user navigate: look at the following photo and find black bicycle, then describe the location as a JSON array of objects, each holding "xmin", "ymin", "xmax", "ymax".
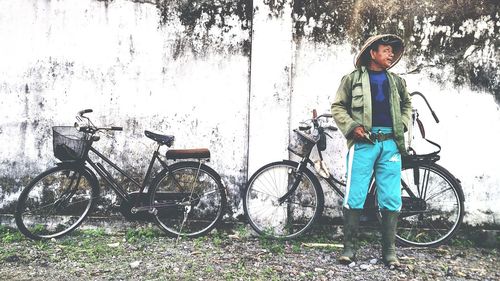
[
  {"xmin": 243, "ymin": 92, "xmax": 465, "ymax": 247},
  {"xmin": 15, "ymin": 109, "xmax": 227, "ymax": 240}
]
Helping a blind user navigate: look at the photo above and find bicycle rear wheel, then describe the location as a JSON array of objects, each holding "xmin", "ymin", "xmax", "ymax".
[
  {"xmin": 395, "ymin": 163, "xmax": 464, "ymax": 247},
  {"xmin": 243, "ymin": 161, "xmax": 324, "ymax": 239},
  {"xmin": 15, "ymin": 165, "xmax": 98, "ymax": 240},
  {"xmin": 149, "ymin": 162, "xmax": 227, "ymax": 238}
]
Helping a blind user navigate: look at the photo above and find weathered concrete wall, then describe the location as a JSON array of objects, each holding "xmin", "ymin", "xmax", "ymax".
[
  {"xmin": 0, "ymin": 0, "xmax": 252, "ymax": 215},
  {"xmin": 286, "ymin": 0, "xmax": 500, "ymax": 225},
  {"xmin": 1, "ymin": 0, "xmax": 499, "ymax": 226}
]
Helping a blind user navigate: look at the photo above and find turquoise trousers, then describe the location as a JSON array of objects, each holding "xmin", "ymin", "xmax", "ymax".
[{"xmin": 343, "ymin": 127, "xmax": 402, "ymax": 211}]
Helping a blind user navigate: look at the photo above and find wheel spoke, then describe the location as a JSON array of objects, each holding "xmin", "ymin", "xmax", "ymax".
[
  {"xmin": 151, "ymin": 163, "xmax": 225, "ymax": 238},
  {"xmin": 394, "ymin": 164, "xmax": 463, "ymax": 247},
  {"xmin": 244, "ymin": 162, "xmax": 322, "ymax": 239},
  {"xmin": 16, "ymin": 166, "xmax": 96, "ymax": 240}
]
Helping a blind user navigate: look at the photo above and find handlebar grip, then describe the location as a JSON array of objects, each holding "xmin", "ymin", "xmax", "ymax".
[
  {"xmin": 78, "ymin": 109, "xmax": 93, "ymax": 116},
  {"xmin": 326, "ymin": 125, "xmax": 338, "ymax": 131},
  {"xmin": 431, "ymin": 111, "xmax": 440, "ymax": 123},
  {"xmin": 111, "ymin": 126, "xmax": 123, "ymax": 131}
]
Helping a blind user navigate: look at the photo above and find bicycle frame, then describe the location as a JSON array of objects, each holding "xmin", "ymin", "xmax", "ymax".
[
  {"xmin": 83, "ymin": 144, "xmax": 169, "ymax": 208},
  {"xmin": 278, "ymin": 154, "xmax": 346, "ymax": 205},
  {"xmin": 279, "ymin": 122, "xmax": 433, "ymax": 215}
]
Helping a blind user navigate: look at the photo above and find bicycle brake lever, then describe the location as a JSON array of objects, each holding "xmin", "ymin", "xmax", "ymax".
[{"xmin": 324, "ymin": 132, "xmax": 333, "ymax": 138}]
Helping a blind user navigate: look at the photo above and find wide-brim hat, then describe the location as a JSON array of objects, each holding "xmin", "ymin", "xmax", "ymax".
[{"xmin": 354, "ymin": 34, "xmax": 404, "ymax": 69}]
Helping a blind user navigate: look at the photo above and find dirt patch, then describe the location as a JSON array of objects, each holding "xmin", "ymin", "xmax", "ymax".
[{"xmin": 1, "ymin": 225, "xmax": 499, "ymax": 280}]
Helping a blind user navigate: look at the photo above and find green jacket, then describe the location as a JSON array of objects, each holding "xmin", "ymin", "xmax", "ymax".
[{"xmin": 331, "ymin": 66, "xmax": 412, "ymax": 155}]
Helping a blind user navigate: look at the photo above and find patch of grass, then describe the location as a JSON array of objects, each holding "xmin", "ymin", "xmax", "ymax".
[
  {"xmin": 33, "ymin": 239, "xmax": 50, "ymax": 251},
  {"xmin": 262, "ymin": 266, "xmax": 280, "ymax": 280},
  {"xmin": 193, "ymin": 236, "xmax": 207, "ymax": 249},
  {"xmin": 0, "ymin": 225, "xmax": 24, "ymax": 243},
  {"xmin": 291, "ymin": 241, "xmax": 302, "ymax": 253},
  {"xmin": 125, "ymin": 226, "xmax": 161, "ymax": 242},
  {"xmin": 0, "ymin": 246, "xmax": 19, "ymax": 261},
  {"xmin": 259, "ymin": 236, "xmax": 286, "ymax": 254},
  {"xmin": 79, "ymin": 228, "xmax": 106, "ymax": 238},
  {"xmin": 209, "ymin": 229, "xmax": 228, "ymax": 247},
  {"xmin": 451, "ymin": 237, "xmax": 475, "ymax": 247},
  {"xmin": 223, "ymin": 261, "xmax": 252, "ymax": 280},
  {"xmin": 234, "ymin": 224, "xmax": 250, "ymax": 239},
  {"xmin": 56, "ymin": 235, "xmax": 125, "ymax": 263}
]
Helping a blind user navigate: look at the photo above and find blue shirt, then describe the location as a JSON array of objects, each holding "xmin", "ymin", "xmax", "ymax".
[{"xmin": 368, "ymin": 70, "xmax": 392, "ymax": 127}]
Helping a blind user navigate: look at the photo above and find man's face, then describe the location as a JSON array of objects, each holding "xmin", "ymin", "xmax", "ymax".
[{"xmin": 369, "ymin": 44, "xmax": 394, "ymax": 70}]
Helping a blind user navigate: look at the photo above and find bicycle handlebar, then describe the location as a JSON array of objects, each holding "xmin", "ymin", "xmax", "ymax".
[
  {"xmin": 317, "ymin": 113, "xmax": 333, "ymax": 119},
  {"xmin": 78, "ymin": 109, "xmax": 93, "ymax": 116},
  {"xmin": 76, "ymin": 109, "xmax": 123, "ymax": 134},
  {"xmin": 304, "ymin": 111, "xmax": 338, "ymax": 131},
  {"xmin": 410, "ymin": 92, "xmax": 439, "ymax": 123},
  {"xmin": 78, "ymin": 126, "xmax": 123, "ymax": 133}
]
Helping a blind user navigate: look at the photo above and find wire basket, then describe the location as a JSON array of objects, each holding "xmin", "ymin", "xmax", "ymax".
[
  {"xmin": 288, "ymin": 129, "xmax": 318, "ymax": 157},
  {"xmin": 52, "ymin": 126, "xmax": 88, "ymax": 161}
]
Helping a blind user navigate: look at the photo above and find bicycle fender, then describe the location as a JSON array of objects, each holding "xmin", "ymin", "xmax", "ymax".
[
  {"xmin": 177, "ymin": 161, "xmax": 223, "ymax": 183},
  {"xmin": 55, "ymin": 162, "xmax": 100, "ymax": 193}
]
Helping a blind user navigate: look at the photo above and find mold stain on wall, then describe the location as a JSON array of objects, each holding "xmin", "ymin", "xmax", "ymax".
[
  {"xmin": 287, "ymin": 0, "xmax": 500, "ymax": 102},
  {"xmin": 155, "ymin": 0, "xmax": 253, "ymax": 57}
]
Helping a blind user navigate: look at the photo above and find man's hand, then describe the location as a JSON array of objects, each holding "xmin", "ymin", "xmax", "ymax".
[{"xmin": 352, "ymin": 126, "xmax": 366, "ymax": 141}]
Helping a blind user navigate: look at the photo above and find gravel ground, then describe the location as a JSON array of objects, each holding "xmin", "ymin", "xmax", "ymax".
[{"xmin": 1, "ymin": 225, "xmax": 499, "ymax": 281}]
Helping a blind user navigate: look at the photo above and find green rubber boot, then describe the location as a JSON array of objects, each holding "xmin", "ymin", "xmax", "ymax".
[
  {"xmin": 381, "ymin": 210, "xmax": 401, "ymax": 267},
  {"xmin": 338, "ymin": 208, "xmax": 361, "ymax": 264}
]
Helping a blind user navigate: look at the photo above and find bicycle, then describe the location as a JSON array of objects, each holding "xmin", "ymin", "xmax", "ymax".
[
  {"xmin": 15, "ymin": 109, "xmax": 227, "ymax": 240},
  {"xmin": 243, "ymin": 92, "xmax": 465, "ymax": 247}
]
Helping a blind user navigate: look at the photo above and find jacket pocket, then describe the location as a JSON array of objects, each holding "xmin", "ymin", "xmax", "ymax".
[{"xmin": 351, "ymin": 87, "xmax": 364, "ymax": 109}]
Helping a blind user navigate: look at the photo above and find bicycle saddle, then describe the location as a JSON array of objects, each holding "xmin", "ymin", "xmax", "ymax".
[{"xmin": 144, "ymin": 130, "xmax": 175, "ymax": 147}]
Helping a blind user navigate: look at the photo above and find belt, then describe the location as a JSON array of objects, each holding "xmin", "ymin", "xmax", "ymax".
[{"xmin": 369, "ymin": 132, "xmax": 394, "ymax": 142}]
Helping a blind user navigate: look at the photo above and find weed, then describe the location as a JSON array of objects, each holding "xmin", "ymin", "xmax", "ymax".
[
  {"xmin": 204, "ymin": 265, "xmax": 215, "ymax": 273},
  {"xmin": 451, "ymin": 237, "xmax": 474, "ymax": 247},
  {"xmin": 291, "ymin": 242, "xmax": 302, "ymax": 253},
  {"xmin": 126, "ymin": 226, "xmax": 161, "ymax": 242},
  {"xmin": 234, "ymin": 224, "xmax": 249, "ymax": 239},
  {"xmin": 0, "ymin": 225, "xmax": 24, "ymax": 243},
  {"xmin": 259, "ymin": 236, "xmax": 285, "ymax": 254},
  {"xmin": 193, "ymin": 236, "xmax": 206, "ymax": 249},
  {"xmin": 0, "ymin": 247, "xmax": 19, "ymax": 261},
  {"xmin": 262, "ymin": 266, "xmax": 280, "ymax": 280},
  {"xmin": 211, "ymin": 230, "xmax": 227, "ymax": 247}
]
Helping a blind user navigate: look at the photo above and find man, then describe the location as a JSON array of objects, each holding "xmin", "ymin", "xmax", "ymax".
[{"xmin": 331, "ymin": 34, "xmax": 412, "ymax": 267}]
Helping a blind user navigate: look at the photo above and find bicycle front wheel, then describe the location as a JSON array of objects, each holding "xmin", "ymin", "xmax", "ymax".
[
  {"xmin": 243, "ymin": 161, "xmax": 324, "ymax": 239},
  {"xmin": 15, "ymin": 165, "xmax": 98, "ymax": 240},
  {"xmin": 396, "ymin": 163, "xmax": 465, "ymax": 247},
  {"xmin": 149, "ymin": 162, "xmax": 227, "ymax": 238}
]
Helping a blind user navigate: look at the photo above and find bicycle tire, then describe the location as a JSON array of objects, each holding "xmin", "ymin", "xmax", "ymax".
[
  {"xmin": 389, "ymin": 162, "xmax": 465, "ymax": 247},
  {"xmin": 243, "ymin": 160, "xmax": 324, "ymax": 239},
  {"xmin": 148, "ymin": 161, "xmax": 227, "ymax": 238},
  {"xmin": 15, "ymin": 164, "xmax": 99, "ymax": 240}
]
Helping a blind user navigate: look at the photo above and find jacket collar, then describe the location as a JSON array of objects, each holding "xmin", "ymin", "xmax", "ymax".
[{"xmin": 359, "ymin": 66, "xmax": 392, "ymax": 77}]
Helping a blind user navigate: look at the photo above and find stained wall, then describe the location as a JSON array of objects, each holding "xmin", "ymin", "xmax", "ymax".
[{"xmin": 1, "ymin": 0, "xmax": 499, "ymax": 225}]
